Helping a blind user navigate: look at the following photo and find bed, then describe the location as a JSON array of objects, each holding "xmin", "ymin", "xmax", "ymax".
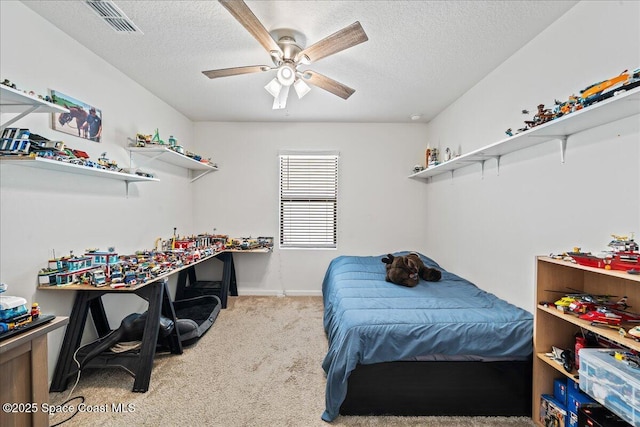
[{"xmin": 321, "ymin": 252, "xmax": 533, "ymax": 422}]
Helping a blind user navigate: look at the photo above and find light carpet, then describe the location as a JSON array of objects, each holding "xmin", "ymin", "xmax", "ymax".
[{"xmin": 49, "ymin": 296, "xmax": 535, "ymax": 427}]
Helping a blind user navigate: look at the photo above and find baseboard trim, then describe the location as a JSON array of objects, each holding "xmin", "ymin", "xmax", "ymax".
[
  {"xmin": 237, "ymin": 289, "xmax": 322, "ymax": 297},
  {"xmin": 284, "ymin": 290, "xmax": 322, "ymax": 297}
]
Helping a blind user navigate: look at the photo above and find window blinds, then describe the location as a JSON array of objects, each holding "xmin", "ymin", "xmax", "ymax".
[{"xmin": 279, "ymin": 154, "xmax": 338, "ymax": 248}]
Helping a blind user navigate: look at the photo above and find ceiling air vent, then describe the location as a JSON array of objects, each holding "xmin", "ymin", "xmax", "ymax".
[{"xmin": 84, "ymin": 0, "xmax": 143, "ymax": 34}]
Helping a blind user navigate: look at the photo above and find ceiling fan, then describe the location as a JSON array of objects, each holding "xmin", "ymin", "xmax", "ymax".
[{"xmin": 202, "ymin": 0, "xmax": 368, "ymax": 110}]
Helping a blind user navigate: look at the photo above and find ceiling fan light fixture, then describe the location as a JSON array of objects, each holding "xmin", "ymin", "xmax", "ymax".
[
  {"xmin": 276, "ymin": 65, "xmax": 296, "ymax": 87},
  {"xmin": 294, "ymin": 78, "xmax": 311, "ymax": 99},
  {"xmin": 264, "ymin": 77, "xmax": 282, "ymax": 98},
  {"xmin": 273, "ymin": 85, "xmax": 290, "ymax": 109}
]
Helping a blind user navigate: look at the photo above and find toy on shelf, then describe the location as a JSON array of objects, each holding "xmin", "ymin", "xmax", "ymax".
[
  {"xmin": 523, "ymin": 103, "xmax": 555, "ymax": 128},
  {"xmin": 580, "ymin": 68, "xmax": 640, "ymax": 106},
  {"xmin": 1, "ymin": 78, "xmax": 55, "ymax": 103},
  {"xmin": 505, "ymin": 67, "xmax": 640, "ymax": 137},
  {"xmin": 130, "ymin": 131, "xmax": 217, "ymax": 168},
  {"xmin": 0, "ymin": 283, "xmax": 40, "ymax": 334},
  {"xmin": 37, "ymin": 231, "xmax": 271, "ymax": 290},
  {"xmin": 98, "ymin": 152, "xmax": 122, "ymax": 172},
  {"xmin": 151, "ymin": 128, "xmax": 164, "ymax": 145},
  {"xmin": 1, "ymin": 128, "xmax": 154, "ymax": 177},
  {"xmin": 134, "ymin": 133, "xmax": 152, "ymax": 147},
  {"xmin": 563, "ymin": 233, "xmax": 639, "ymax": 273}
]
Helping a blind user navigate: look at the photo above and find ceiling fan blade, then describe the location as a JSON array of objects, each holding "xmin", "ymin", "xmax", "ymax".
[
  {"xmin": 218, "ymin": 0, "xmax": 283, "ymax": 59},
  {"xmin": 295, "ymin": 21, "xmax": 368, "ymax": 64},
  {"xmin": 202, "ymin": 65, "xmax": 270, "ymax": 79},
  {"xmin": 301, "ymin": 71, "xmax": 355, "ymax": 100}
]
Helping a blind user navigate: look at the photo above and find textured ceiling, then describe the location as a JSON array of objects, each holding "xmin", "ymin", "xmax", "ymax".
[{"xmin": 22, "ymin": 0, "xmax": 577, "ymax": 123}]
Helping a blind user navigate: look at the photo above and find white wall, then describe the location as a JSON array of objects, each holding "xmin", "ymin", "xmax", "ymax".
[
  {"xmin": 422, "ymin": 0, "xmax": 640, "ymax": 311},
  {"xmin": 1, "ymin": 1, "xmax": 197, "ymax": 372},
  {"xmin": 191, "ymin": 122, "xmax": 429, "ymax": 295}
]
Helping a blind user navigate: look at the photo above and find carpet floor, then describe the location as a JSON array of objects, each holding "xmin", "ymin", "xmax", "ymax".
[{"xmin": 48, "ymin": 296, "xmax": 535, "ymax": 427}]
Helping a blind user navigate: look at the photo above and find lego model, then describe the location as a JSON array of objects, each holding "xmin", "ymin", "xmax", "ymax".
[{"xmin": 0, "ymin": 283, "xmax": 38, "ymax": 334}]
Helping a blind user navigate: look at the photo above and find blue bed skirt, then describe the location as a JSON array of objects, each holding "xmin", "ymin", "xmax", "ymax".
[{"xmin": 321, "ymin": 252, "xmax": 533, "ymax": 422}]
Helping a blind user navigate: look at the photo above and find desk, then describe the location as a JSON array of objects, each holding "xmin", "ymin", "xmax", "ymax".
[
  {"xmin": 45, "ymin": 279, "xmax": 182, "ymax": 393},
  {"xmin": 175, "ymin": 249, "xmax": 270, "ymax": 308},
  {"xmin": 176, "ymin": 251, "xmax": 233, "ymax": 308},
  {"xmin": 0, "ymin": 316, "xmax": 68, "ymax": 427},
  {"xmin": 41, "ymin": 248, "xmax": 269, "ymax": 393}
]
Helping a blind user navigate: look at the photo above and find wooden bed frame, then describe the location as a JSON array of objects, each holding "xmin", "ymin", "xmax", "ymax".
[{"xmin": 340, "ymin": 358, "xmax": 532, "ymax": 417}]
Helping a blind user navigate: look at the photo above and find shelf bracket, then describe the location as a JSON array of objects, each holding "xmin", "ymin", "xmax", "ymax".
[
  {"xmin": 190, "ymin": 169, "xmax": 213, "ymax": 183},
  {"xmin": 0, "ymin": 105, "xmax": 40, "ymax": 132},
  {"xmin": 527, "ymin": 134, "xmax": 569, "ymax": 164},
  {"xmin": 560, "ymin": 136, "xmax": 568, "ymax": 164},
  {"xmin": 480, "ymin": 155, "xmax": 500, "ymax": 177},
  {"xmin": 128, "ymin": 146, "xmax": 165, "ymax": 170}
]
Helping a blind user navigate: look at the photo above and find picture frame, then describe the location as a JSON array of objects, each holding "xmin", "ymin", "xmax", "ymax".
[{"xmin": 50, "ymin": 90, "xmax": 102, "ymax": 142}]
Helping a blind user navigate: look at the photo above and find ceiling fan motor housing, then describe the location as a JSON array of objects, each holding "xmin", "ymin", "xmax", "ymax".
[{"xmin": 275, "ymin": 35, "xmax": 302, "ymax": 64}]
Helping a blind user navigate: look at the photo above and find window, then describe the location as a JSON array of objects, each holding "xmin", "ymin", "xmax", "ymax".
[{"xmin": 279, "ymin": 153, "xmax": 339, "ymax": 249}]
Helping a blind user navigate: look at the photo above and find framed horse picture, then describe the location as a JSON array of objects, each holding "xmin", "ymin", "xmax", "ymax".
[{"xmin": 50, "ymin": 90, "xmax": 102, "ymax": 142}]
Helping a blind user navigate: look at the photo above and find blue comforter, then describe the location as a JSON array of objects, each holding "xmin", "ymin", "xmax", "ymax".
[{"xmin": 321, "ymin": 252, "xmax": 533, "ymax": 422}]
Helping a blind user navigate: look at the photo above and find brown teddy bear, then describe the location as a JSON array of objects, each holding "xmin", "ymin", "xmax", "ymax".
[{"xmin": 381, "ymin": 253, "xmax": 442, "ymax": 287}]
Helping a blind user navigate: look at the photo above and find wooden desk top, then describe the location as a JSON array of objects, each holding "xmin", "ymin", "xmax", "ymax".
[{"xmin": 0, "ymin": 316, "xmax": 68, "ymax": 353}]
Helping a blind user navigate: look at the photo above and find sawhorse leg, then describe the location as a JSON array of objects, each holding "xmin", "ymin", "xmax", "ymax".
[
  {"xmin": 160, "ymin": 279, "xmax": 182, "ymax": 355},
  {"xmin": 219, "ymin": 252, "xmax": 238, "ymax": 308},
  {"xmin": 50, "ymin": 290, "xmax": 107, "ymax": 392},
  {"xmin": 131, "ymin": 281, "xmax": 163, "ymax": 392}
]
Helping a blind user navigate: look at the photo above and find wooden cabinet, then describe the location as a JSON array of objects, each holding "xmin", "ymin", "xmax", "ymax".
[
  {"xmin": 0, "ymin": 316, "xmax": 68, "ymax": 427},
  {"xmin": 532, "ymin": 256, "xmax": 640, "ymax": 425}
]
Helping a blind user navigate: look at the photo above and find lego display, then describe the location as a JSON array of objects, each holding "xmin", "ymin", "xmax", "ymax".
[
  {"xmin": 506, "ymin": 68, "xmax": 640, "ymax": 137},
  {"xmin": 37, "ymin": 232, "xmax": 273, "ymax": 289},
  {"xmin": 1, "ymin": 77, "xmax": 54, "ymax": 103},
  {"xmin": 556, "ymin": 234, "xmax": 639, "ymax": 274},
  {"xmin": 0, "ymin": 283, "xmax": 47, "ymax": 337},
  {"xmin": 0, "ymin": 127, "xmax": 155, "ymax": 178},
  {"xmin": 130, "ymin": 131, "xmax": 216, "ymax": 167}
]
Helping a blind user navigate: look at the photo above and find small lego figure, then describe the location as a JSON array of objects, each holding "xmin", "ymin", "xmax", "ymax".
[{"xmin": 31, "ymin": 303, "xmax": 40, "ymax": 319}]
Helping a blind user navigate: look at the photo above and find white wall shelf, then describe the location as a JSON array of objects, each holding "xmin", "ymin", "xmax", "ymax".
[
  {"xmin": 0, "ymin": 156, "xmax": 158, "ymax": 196},
  {"xmin": 127, "ymin": 143, "xmax": 218, "ymax": 183},
  {"xmin": 409, "ymin": 86, "xmax": 640, "ymax": 181},
  {"xmin": 0, "ymin": 85, "xmax": 69, "ymax": 131}
]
